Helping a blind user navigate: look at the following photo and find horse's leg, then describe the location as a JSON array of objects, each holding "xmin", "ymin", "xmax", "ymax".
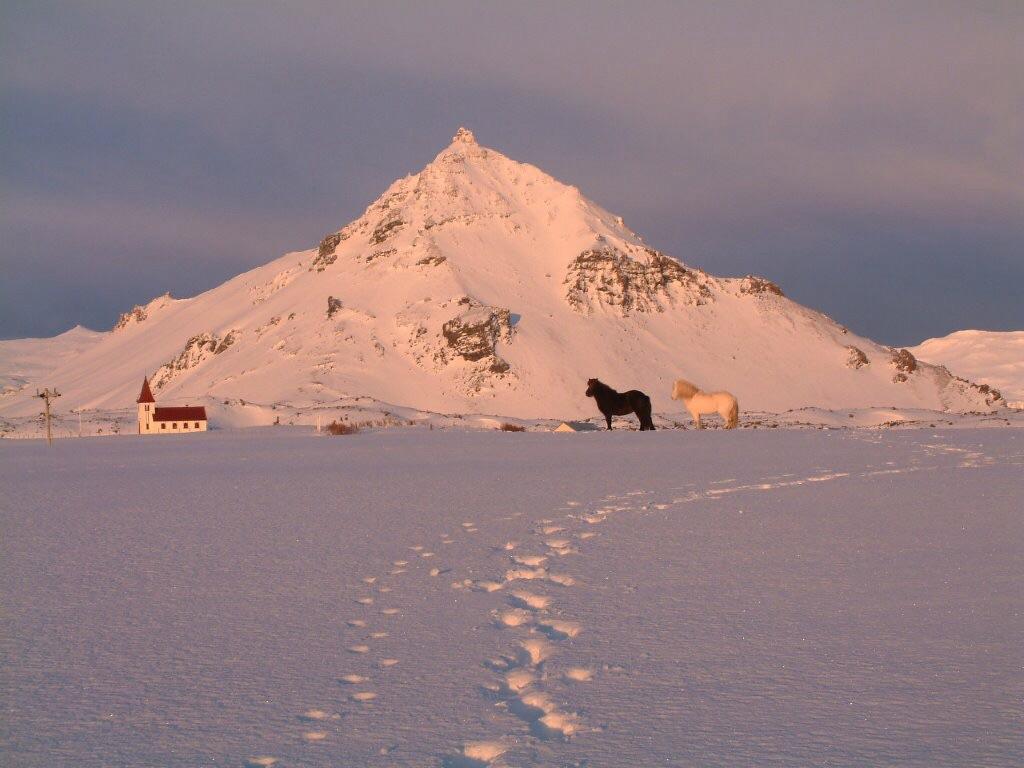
[
  {"xmin": 605, "ymin": 411, "xmax": 613, "ymax": 430},
  {"xmin": 692, "ymin": 410, "xmax": 703, "ymax": 429}
]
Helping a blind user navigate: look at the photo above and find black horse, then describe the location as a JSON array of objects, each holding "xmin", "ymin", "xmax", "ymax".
[{"xmin": 585, "ymin": 378, "xmax": 656, "ymax": 431}]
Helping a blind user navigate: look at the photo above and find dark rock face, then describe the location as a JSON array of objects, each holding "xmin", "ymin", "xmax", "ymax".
[
  {"xmin": 311, "ymin": 232, "xmax": 343, "ymax": 272},
  {"xmin": 890, "ymin": 348, "xmax": 918, "ymax": 381},
  {"xmin": 326, "ymin": 296, "xmax": 343, "ymax": 319},
  {"xmin": 564, "ymin": 245, "xmax": 711, "ymax": 314},
  {"xmin": 846, "ymin": 346, "xmax": 870, "ymax": 369},
  {"xmin": 113, "ymin": 306, "xmax": 148, "ymax": 330},
  {"xmin": 440, "ymin": 298, "xmax": 515, "ymax": 381},
  {"xmin": 112, "ymin": 292, "xmax": 173, "ymax": 331},
  {"xmin": 739, "ymin": 275, "xmax": 784, "ymax": 297},
  {"xmin": 443, "ymin": 311, "xmax": 511, "ymax": 370},
  {"xmin": 370, "ymin": 216, "xmax": 404, "ymax": 245},
  {"xmin": 152, "ymin": 330, "xmax": 239, "ymax": 389}
]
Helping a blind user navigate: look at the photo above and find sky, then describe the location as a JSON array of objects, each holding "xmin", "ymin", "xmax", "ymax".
[{"xmin": 2, "ymin": 1, "xmax": 1022, "ymax": 345}]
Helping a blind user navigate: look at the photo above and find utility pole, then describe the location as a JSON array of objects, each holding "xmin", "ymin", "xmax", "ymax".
[
  {"xmin": 36, "ymin": 388, "xmax": 61, "ymax": 446},
  {"xmin": 77, "ymin": 409, "xmax": 83, "ymax": 438}
]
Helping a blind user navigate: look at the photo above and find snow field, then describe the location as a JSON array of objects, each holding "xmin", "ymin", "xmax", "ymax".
[{"xmin": 1, "ymin": 428, "xmax": 1022, "ymax": 766}]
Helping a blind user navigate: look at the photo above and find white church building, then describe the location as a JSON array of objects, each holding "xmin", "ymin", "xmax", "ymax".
[{"xmin": 136, "ymin": 377, "xmax": 208, "ymax": 434}]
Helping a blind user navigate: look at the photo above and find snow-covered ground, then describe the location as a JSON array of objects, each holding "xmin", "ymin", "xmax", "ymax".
[{"xmin": 2, "ymin": 428, "xmax": 1022, "ymax": 767}]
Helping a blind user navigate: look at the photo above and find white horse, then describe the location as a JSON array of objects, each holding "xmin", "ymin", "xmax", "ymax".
[{"xmin": 671, "ymin": 378, "xmax": 740, "ymax": 429}]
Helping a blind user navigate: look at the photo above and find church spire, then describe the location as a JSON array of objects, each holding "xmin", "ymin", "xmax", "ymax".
[{"xmin": 137, "ymin": 377, "xmax": 155, "ymax": 404}]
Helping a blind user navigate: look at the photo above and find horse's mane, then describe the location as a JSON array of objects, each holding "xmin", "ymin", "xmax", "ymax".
[
  {"xmin": 588, "ymin": 378, "xmax": 614, "ymax": 393},
  {"xmin": 672, "ymin": 378, "xmax": 699, "ymax": 399}
]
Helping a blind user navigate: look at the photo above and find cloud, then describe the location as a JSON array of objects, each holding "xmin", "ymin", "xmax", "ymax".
[{"xmin": 2, "ymin": 1, "xmax": 1022, "ymax": 343}]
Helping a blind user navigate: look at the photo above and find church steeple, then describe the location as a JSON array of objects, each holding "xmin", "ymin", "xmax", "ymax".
[
  {"xmin": 137, "ymin": 377, "xmax": 155, "ymax": 433},
  {"xmin": 137, "ymin": 377, "xmax": 155, "ymax": 404}
]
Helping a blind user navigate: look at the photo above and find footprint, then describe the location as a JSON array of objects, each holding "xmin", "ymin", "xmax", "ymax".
[
  {"xmin": 302, "ymin": 731, "xmax": 328, "ymax": 742},
  {"xmin": 540, "ymin": 525, "xmax": 565, "ymax": 535},
  {"xmin": 381, "ymin": 608, "xmax": 400, "ymax": 615},
  {"xmin": 346, "ymin": 619, "xmax": 367, "ymax": 628},
  {"xmin": 421, "ymin": 552, "xmax": 435, "ymax": 558},
  {"xmin": 505, "ymin": 567, "xmax": 546, "ymax": 582},
  {"xmin": 347, "ymin": 645, "xmax": 370, "ymax": 654},
  {"xmin": 461, "ymin": 522, "xmax": 475, "ymax": 528},
  {"xmin": 379, "ymin": 586, "xmax": 392, "ymax": 593},
  {"xmin": 534, "ymin": 711, "xmax": 580, "ymax": 740},
  {"xmin": 350, "ymin": 691, "xmax": 377, "ymax": 702},
  {"xmin": 378, "ymin": 658, "xmax": 399, "ymax": 668},
  {"xmin": 393, "ymin": 560, "xmax": 409, "ymax": 566},
  {"xmin": 563, "ymin": 667, "xmax": 593, "ymax": 682},
  {"xmin": 547, "ymin": 573, "xmax": 575, "ymax": 587},
  {"xmin": 510, "ymin": 690, "xmax": 556, "ymax": 721},
  {"xmin": 472, "ymin": 580, "xmax": 504, "ymax": 593},
  {"xmin": 501, "ymin": 541, "xmax": 519, "ymax": 551},
  {"xmin": 389, "ymin": 568, "xmax": 407, "ymax": 575},
  {"xmin": 298, "ymin": 709, "xmax": 331, "ymax": 722},
  {"xmin": 518, "ymin": 638, "xmax": 554, "ymax": 667},
  {"xmin": 244, "ymin": 758, "xmax": 279, "ymax": 768},
  {"xmin": 370, "ymin": 631, "xmax": 389, "ymax": 638},
  {"xmin": 503, "ymin": 668, "xmax": 534, "ymax": 693},
  {"xmin": 511, "ymin": 554, "xmax": 547, "ymax": 567},
  {"xmin": 508, "ymin": 591, "xmax": 551, "ymax": 611},
  {"xmin": 429, "ymin": 567, "xmax": 441, "ymax": 577},
  {"xmin": 409, "ymin": 545, "xmax": 424, "ymax": 551},
  {"xmin": 537, "ymin": 619, "xmax": 582, "ymax": 639},
  {"xmin": 495, "ymin": 608, "xmax": 533, "ymax": 628},
  {"xmin": 444, "ymin": 741, "xmax": 506, "ymax": 767},
  {"xmin": 544, "ymin": 538, "xmax": 571, "ymax": 550},
  {"xmin": 339, "ymin": 674, "xmax": 368, "ymax": 684},
  {"xmin": 577, "ymin": 531, "xmax": 597, "ymax": 540},
  {"xmin": 356, "ymin": 597, "xmax": 374, "ymax": 605},
  {"xmin": 362, "ymin": 576, "xmax": 377, "ymax": 584}
]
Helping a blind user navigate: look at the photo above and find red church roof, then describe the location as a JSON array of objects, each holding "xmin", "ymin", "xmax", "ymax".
[
  {"xmin": 137, "ymin": 377, "xmax": 156, "ymax": 403},
  {"xmin": 153, "ymin": 406, "xmax": 207, "ymax": 422}
]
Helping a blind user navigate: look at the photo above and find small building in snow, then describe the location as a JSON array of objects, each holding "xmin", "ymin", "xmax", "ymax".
[
  {"xmin": 136, "ymin": 377, "xmax": 208, "ymax": 434},
  {"xmin": 552, "ymin": 421, "xmax": 601, "ymax": 433}
]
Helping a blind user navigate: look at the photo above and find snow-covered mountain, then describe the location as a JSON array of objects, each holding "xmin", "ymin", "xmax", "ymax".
[
  {"xmin": 910, "ymin": 330, "xmax": 1024, "ymax": 407},
  {"xmin": 0, "ymin": 128, "xmax": 1005, "ymax": 421},
  {"xmin": 0, "ymin": 325, "xmax": 106, "ymax": 397}
]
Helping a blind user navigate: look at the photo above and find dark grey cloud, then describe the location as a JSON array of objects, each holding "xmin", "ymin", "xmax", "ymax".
[{"xmin": 2, "ymin": 1, "xmax": 1022, "ymax": 344}]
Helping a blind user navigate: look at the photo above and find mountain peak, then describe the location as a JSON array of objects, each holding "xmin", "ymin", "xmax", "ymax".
[{"xmin": 451, "ymin": 126, "xmax": 477, "ymax": 145}]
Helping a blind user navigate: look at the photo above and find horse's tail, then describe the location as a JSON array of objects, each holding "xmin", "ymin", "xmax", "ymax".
[
  {"xmin": 642, "ymin": 393, "xmax": 656, "ymax": 430},
  {"xmin": 726, "ymin": 396, "xmax": 739, "ymax": 429}
]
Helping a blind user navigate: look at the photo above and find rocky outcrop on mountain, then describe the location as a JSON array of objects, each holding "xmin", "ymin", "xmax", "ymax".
[
  {"xmin": 564, "ymin": 243, "xmax": 712, "ymax": 314},
  {"xmin": 441, "ymin": 299, "xmax": 514, "ymax": 374},
  {"xmin": 739, "ymin": 276, "xmax": 784, "ymax": 297},
  {"xmin": 846, "ymin": 346, "xmax": 870, "ymax": 369},
  {"xmin": 152, "ymin": 330, "xmax": 240, "ymax": 390},
  {"xmin": 112, "ymin": 293, "xmax": 176, "ymax": 331},
  {"xmin": 326, "ymin": 296, "xmax": 343, "ymax": 319},
  {"xmin": 889, "ymin": 348, "xmax": 918, "ymax": 382}
]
